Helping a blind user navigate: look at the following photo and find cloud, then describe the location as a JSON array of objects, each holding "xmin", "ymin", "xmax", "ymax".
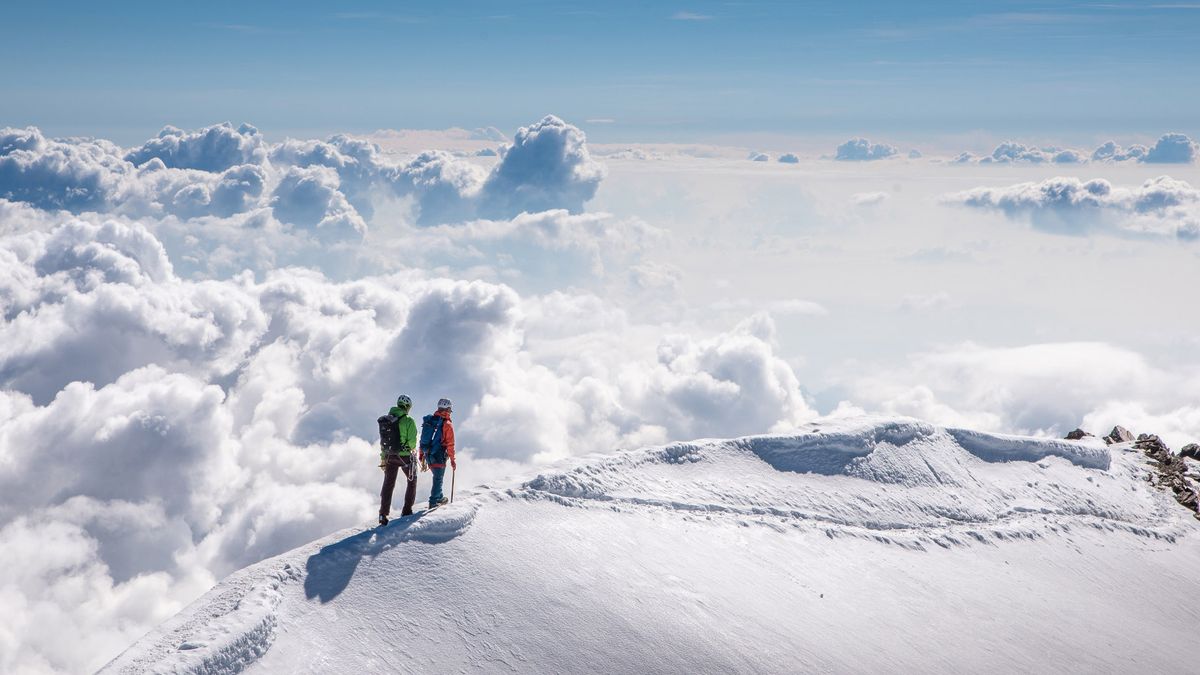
[
  {"xmin": 0, "ymin": 127, "xmax": 132, "ymax": 211},
  {"xmin": 125, "ymin": 122, "xmax": 267, "ymax": 171},
  {"xmin": 943, "ymin": 175, "xmax": 1200, "ymax": 239},
  {"xmin": 478, "ymin": 115, "xmax": 606, "ymax": 219},
  {"xmin": 1091, "ymin": 140, "xmax": 1148, "ymax": 162},
  {"xmin": 945, "ymin": 135, "xmax": 1193, "ymax": 165},
  {"xmin": 835, "ymin": 137, "xmax": 898, "ymax": 161},
  {"xmin": 852, "ymin": 191, "xmax": 889, "ymax": 206},
  {"xmin": 271, "ymin": 165, "xmax": 367, "ymax": 240},
  {"xmin": 468, "ymin": 126, "xmax": 507, "ymax": 142},
  {"xmin": 841, "ymin": 341, "xmax": 1200, "ymax": 446},
  {"xmin": 1143, "ymin": 132, "xmax": 1198, "ymax": 163},
  {"xmin": 898, "ymin": 291, "xmax": 952, "ymax": 312},
  {"xmin": 640, "ymin": 313, "xmax": 816, "ymax": 438},
  {"xmin": 1, "ymin": 117, "xmax": 608, "ymax": 233},
  {"xmin": 0, "ymin": 214, "xmax": 810, "ymax": 670}
]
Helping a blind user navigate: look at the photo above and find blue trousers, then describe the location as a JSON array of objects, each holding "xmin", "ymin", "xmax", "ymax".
[{"xmin": 429, "ymin": 467, "xmax": 446, "ymax": 507}]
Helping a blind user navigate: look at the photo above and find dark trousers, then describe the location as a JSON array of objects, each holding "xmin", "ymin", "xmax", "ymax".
[
  {"xmin": 380, "ymin": 454, "xmax": 417, "ymax": 517},
  {"xmin": 429, "ymin": 466, "xmax": 446, "ymax": 507}
]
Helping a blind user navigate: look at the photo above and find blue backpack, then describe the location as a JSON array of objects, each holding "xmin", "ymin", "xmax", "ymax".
[{"xmin": 420, "ymin": 415, "xmax": 446, "ymax": 464}]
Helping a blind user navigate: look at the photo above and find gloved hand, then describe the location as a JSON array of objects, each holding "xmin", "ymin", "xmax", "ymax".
[
  {"xmin": 379, "ymin": 458, "xmax": 387, "ymax": 473},
  {"xmin": 420, "ymin": 459, "xmax": 428, "ymax": 473},
  {"xmin": 451, "ymin": 459, "xmax": 457, "ymax": 470}
]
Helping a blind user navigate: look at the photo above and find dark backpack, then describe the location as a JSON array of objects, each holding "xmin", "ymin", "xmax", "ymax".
[
  {"xmin": 378, "ymin": 414, "xmax": 409, "ymax": 456},
  {"xmin": 420, "ymin": 414, "xmax": 446, "ymax": 464}
]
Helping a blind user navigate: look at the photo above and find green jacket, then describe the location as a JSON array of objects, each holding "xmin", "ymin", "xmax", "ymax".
[{"xmin": 382, "ymin": 407, "xmax": 418, "ymax": 458}]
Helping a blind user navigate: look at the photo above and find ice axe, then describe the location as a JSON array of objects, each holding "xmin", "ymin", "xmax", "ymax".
[{"xmin": 451, "ymin": 466, "xmax": 456, "ymax": 503}]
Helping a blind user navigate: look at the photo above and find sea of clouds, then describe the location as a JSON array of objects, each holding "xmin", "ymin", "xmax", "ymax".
[
  {"xmin": 0, "ymin": 116, "xmax": 816, "ymax": 673},
  {"xmin": 3, "ymin": 115, "xmax": 1200, "ymax": 673}
]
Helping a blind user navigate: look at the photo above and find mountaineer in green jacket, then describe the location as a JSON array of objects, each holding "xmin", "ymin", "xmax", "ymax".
[{"xmin": 377, "ymin": 394, "xmax": 419, "ymax": 526}]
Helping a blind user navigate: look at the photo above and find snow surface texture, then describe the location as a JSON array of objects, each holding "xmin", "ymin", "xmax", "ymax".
[{"xmin": 102, "ymin": 417, "xmax": 1200, "ymax": 674}]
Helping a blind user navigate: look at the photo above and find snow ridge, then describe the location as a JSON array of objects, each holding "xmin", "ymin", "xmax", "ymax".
[{"xmin": 101, "ymin": 417, "xmax": 1198, "ymax": 675}]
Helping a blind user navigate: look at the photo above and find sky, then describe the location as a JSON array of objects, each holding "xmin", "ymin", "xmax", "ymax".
[
  {"xmin": 4, "ymin": 1, "xmax": 1200, "ymax": 143},
  {"xmin": 3, "ymin": 2, "xmax": 1200, "ymax": 673}
]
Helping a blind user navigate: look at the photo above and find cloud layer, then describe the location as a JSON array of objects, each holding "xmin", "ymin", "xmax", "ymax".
[
  {"xmin": 0, "ymin": 115, "xmax": 810, "ymax": 670},
  {"xmin": 0, "ymin": 115, "xmax": 605, "ymax": 235},
  {"xmin": 944, "ymin": 175, "xmax": 1200, "ymax": 239},
  {"xmin": 950, "ymin": 133, "xmax": 1196, "ymax": 165}
]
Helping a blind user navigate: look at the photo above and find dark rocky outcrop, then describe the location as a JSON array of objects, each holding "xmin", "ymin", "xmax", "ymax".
[
  {"xmin": 1181, "ymin": 444, "xmax": 1200, "ymax": 461},
  {"xmin": 1133, "ymin": 434, "xmax": 1200, "ymax": 517},
  {"xmin": 1065, "ymin": 428, "xmax": 1093, "ymax": 440},
  {"xmin": 1103, "ymin": 426, "xmax": 1134, "ymax": 445}
]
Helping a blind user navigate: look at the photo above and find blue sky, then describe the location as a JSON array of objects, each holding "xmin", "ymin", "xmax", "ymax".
[{"xmin": 4, "ymin": 0, "xmax": 1199, "ymax": 143}]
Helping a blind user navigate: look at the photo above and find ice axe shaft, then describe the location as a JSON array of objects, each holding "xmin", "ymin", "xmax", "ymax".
[{"xmin": 451, "ymin": 467, "xmax": 456, "ymax": 503}]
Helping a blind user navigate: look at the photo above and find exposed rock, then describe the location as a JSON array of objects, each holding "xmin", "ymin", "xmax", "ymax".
[
  {"xmin": 1135, "ymin": 433, "xmax": 1170, "ymax": 455},
  {"xmin": 1134, "ymin": 433, "xmax": 1200, "ymax": 515},
  {"xmin": 1065, "ymin": 428, "xmax": 1093, "ymax": 440},
  {"xmin": 1180, "ymin": 443, "xmax": 1200, "ymax": 460},
  {"xmin": 1103, "ymin": 426, "xmax": 1134, "ymax": 445}
]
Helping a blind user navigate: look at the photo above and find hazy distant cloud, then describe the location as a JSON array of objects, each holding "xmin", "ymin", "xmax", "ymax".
[
  {"xmin": 947, "ymin": 135, "xmax": 1193, "ymax": 165},
  {"xmin": 898, "ymin": 291, "xmax": 952, "ymax": 312},
  {"xmin": 469, "ymin": 126, "xmax": 507, "ymax": 142},
  {"xmin": 835, "ymin": 137, "xmax": 898, "ymax": 161},
  {"xmin": 1091, "ymin": 140, "xmax": 1148, "ymax": 162},
  {"xmin": 852, "ymin": 191, "xmax": 889, "ymax": 206},
  {"xmin": 748, "ymin": 151, "xmax": 770, "ymax": 162},
  {"xmin": 969, "ymin": 141, "xmax": 1088, "ymax": 165},
  {"xmin": 945, "ymin": 175, "xmax": 1200, "ymax": 239},
  {"xmin": 778, "ymin": 153, "xmax": 800, "ymax": 164},
  {"xmin": 843, "ymin": 341, "xmax": 1200, "ymax": 444},
  {"xmin": 672, "ymin": 11, "xmax": 712, "ymax": 20}
]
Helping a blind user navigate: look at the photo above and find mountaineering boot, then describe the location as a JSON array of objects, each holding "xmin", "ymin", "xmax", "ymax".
[
  {"xmin": 436, "ymin": 497, "xmax": 449, "ymax": 506},
  {"xmin": 378, "ymin": 515, "xmax": 388, "ymax": 527}
]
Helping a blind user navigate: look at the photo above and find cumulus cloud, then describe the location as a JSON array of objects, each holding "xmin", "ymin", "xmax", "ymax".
[
  {"xmin": 835, "ymin": 137, "xmax": 898, "ymax": 161},
  {"xmin": 1143, "ymin": 132, "xmax": 1198, "ymax": 164},
  {"xmin": 842, "ymin": 341, "xmax": 1200, "ymax": 446},
  {"xmin": 477, "ymin": 115, "xmax": 606, "ymax": 219},
  {"xmin": 271, "ymin": 165, "xmax": 367, "ymax": 239},
  {"xmin": 945, "ymin": 135, "xmax": 1192, "ymax": 165},
  {"xmin": 1, "ymin": 117, "xmax": 607, "ymax": 233},
  {"xmin": 125, "ymin": 122, "xmax": 267, "ymax": 171},
  {"xmin": 0, "ymin": 213, "xmax": 806, "ymax": 671},
  {"xmin": 1091, "ymin": 140, "xmax": 1148, "ymax": 162},
  {"xmin": 944, "ymin": 175, "xmax": 1200, "ymax": 239},
  {"xmin": 0, "ymin": 127, "xmax": 132, "ymax": 211}
]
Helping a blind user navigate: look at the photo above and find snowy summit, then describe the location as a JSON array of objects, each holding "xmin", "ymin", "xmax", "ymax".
[{"xmin": 102, "ymin": 416, "xmax": 1200, "ymax": 674}]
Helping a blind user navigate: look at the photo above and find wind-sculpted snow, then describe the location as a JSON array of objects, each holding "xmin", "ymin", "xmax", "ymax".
[
  {"xmin": 101, "ymin": 417, "xmax": 1200, "ymax": 674},
  {"xmin": 517, "ymin": 417, "xmax": 1143, "ymax": 539}
]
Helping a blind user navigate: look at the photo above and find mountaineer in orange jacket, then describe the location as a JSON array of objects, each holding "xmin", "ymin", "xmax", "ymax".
[{"xmin": 419, "ymin": 398, "xmax": 455, "ymax": 508}]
